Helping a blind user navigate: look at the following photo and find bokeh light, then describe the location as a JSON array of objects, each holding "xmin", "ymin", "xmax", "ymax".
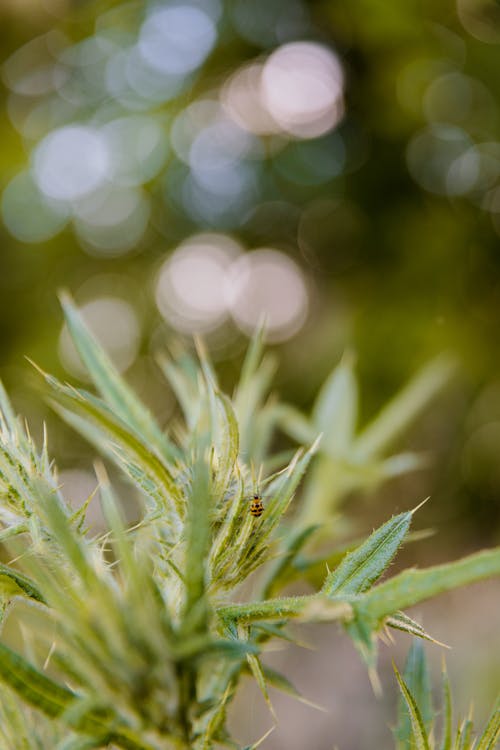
[
  {"xmin": 1, "ymin": 170, "xmax": 69, "ymax": 242},
  {"xmin": 457, "ymin": 0, "xmax": 500, "ymax": 44},
  {"xmin": 155, "ymin": 233, "xmax": 243, "ymax": 334},
  {"xmin": 260, "ymin": 42, "xmax": 344, "ymax": 138},
  {"xmin": 138, "ymin": 3, "xmax": 219, "ymax": 76},
  {"xmin": 155, "ymin": 237, "xmax": 309, "ymax": 341},
  {"xmin": 33, "ymin": 125, "xmax": 110, "ymax": 202},
  {"xmin": 102, "ymin": 115, "xmax": 168, "ymax": 187},
  {"xmin": 226, "ymin": 248, "xmax": 309, "ymax": 341},
  {"xmin": 221, "ymin": 63, "xmax": 281, "ymax": 136},
  {"xmin": 406, "ymin": 125, "xmax": 474, "ymax": 196},
  {"xmin": 73, "ymin": 185, "xmax": 150, "ymax": 256}
]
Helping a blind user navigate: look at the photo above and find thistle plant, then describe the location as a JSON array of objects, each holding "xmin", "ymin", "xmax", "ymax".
[{"xmin": 0, "ymin": 294, "xmax": 498, "ymax": 749}]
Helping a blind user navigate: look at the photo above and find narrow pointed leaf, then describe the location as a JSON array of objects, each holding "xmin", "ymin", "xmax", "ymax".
[
  {"xmin": 60, "ymin": 292, "xmax": 179, "ymax": 464},
  {"xmin": 246, "ymin": 654, "xmax": 275, "ymax": 718},
  {"xmin": 394, "ymin": 664, "xmax": 431, "ymax": 750},
  {"xmin": 455, "ymin": 715, "xmax": 474, "ymax": 750},
  {"xmin": 387, "ymin": 612, "xmax": 448, "ymax": 648},
  {"xmin": 212, "ymin": 392, "xmax": 239, "ymax": 499},
  {"xmin": 182, "ymin": 443, "xmax": 211, "ymax": 634},
  {"xmin": 312, "ymin": 355, "xmax": 357, "ymax": 457},
  {"xmin": 476, "ymin": 698, "xmax": 500, "ymax": 750},
  {"xmin": 43, "ymin": 375, "xmax": 183, "ymax": 516},
  {"xmin": 323, "ymin": 510, "xmax": 412, "ymax": 596},
  {"xmin": 396, "ymin": 641, "xmax": 433, "ymax": 749},
  {"xmin": 344, "ymin": 610, "xmax": 378, "ymax": 675},
  {"xmin": 439, "ymin": 662, "xmax": 453, "ymax": 750}
]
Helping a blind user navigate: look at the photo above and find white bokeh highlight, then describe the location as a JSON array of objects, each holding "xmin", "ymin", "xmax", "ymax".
[
  {"xmin": 226, "ymin": 249, "xmax": 309, "ymax": 341},
  {"xmin": 138, "ymin": 4, "xmax": 218, "ymax": 76},
  {"xmin": 156, "ymin": 238, "xmax": 309, "ymax": 341},
  {"xmin": 33, "ymin": 125, "xmax": 110, "ymax": 201},
  {"xmin": 260, "ymin": 42, "xmax": 344, "ymax": 138},
  {"xmin": 155, "ymin": 234, "xmax": 243, "ymax": 333}
]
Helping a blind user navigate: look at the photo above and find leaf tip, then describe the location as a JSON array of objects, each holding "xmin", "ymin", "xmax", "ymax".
[{"xmin": 57, "ymin": 288, "xmax": 74, "ymax": 309}]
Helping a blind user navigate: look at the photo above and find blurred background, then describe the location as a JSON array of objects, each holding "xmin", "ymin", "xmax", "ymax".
[{"xmin": 0, "ymin": 1, "xmax": 499, "ymax": 748}]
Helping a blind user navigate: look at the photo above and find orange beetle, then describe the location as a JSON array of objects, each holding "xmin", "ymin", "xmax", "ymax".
[{"xmin": 249, "ymin": 493, "xmax": 264, "ymax": 517}]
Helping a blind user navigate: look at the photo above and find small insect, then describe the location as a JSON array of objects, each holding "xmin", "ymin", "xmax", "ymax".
[{"xmin": 249, "ymin": 493, "xmax": 264, "ymax": 517}]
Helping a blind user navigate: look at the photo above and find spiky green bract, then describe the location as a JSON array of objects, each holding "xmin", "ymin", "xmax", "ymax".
[
  {"xmin": 476, "ymin": 699, "xmax": 500, "ymax": 750},
  {"xmin": 396, "ymin": 641, "xmax": 433, "ymax": 750},
  {"xmin": 394, "ymin": 663, "xmax": 431, "ymax": 750},
  {"xmin": 393, "ymin": 648, "xmax": 500, "ymax": 750},
  {"xmin": 0, "ymin": 380, "xmax": 69, "ymax": 546},
  {"xmin": 322, "ymin": 510, "xmax": 413, "ymax": 596}
]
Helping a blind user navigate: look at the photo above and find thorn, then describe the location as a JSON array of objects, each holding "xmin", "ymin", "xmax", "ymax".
[
  {"xmin": 57, "ymin": 288, "xmax": 72, "ymax": 307},
  {"xmin": 93, "ymin": 460, "xmax": 109, "ymax": 486},
  {"xmin": 295, "ymin": 695, "xmax": 329, "ymax": 713},
  {"xmin": 369, "ymin": 666, "xmax": 382, "ymax": 697},
  {"xmin": 411, "ymin": 496, "xmax": 430, "ymax": 515},
  {"xmin": 24, "ymin": 357, "xmax": 48, "ymax": 378},
  {"xmin": 310, "ymin": 433, "xmax": 323, "ymax": 454},
  {"xmin": 43, "ymin": 641, "xmax": 56, "ymax": 671},
  {"xmin": 194, "ymin": 335, "xmax": 208, "ymax": 363},
  {"xmin": 250, "ymin": 725, "xmax": 275, "ymax": 749}
]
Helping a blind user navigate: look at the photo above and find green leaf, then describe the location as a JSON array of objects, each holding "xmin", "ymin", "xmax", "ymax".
[
  {"xmin": 312, "ymin": 354, "xmax": 357, "ymax": 457},
  {"xmin": 344, "ymin": 609, "xmax": 379, "ymax": 684},
  {"xmin": 182, "ymin": 443, "xmax": 211, "ymax": 635},
  {"xmin": 439, "ymin": 661, "xmax": 453, "ymax": 750},
  {"xmin": 322, "ymin": 509, "xmax": 413, "ymax": 596},
  {"xmin": 232, "ymin": 329, "xmax": 276, "ymax": 460},
  {"xmin": 455, "ymin": 714, "xmax": 474, "ymax": 750},
  {"xmin": 394, "ymin": 663, "xmax": 431, "ymax": 750},
  {"xmin": 246, "ymin": 654, "xmax": 275, "ymax": 718},
  {"xmin": 361, "ymin": 547, "xmax": 500, "ymax": 624},
  {"xmin": 157, "ymin": 349, "xmax": 201, "ymax": 430},
  {"xmin": 396, "ymin": 641, "xmax": 433, "ymax": 750},
  {"xmin": 42, "ymin": 373, "xmax": 183, "ymax": 517},
  {"xmin": 476, "ymin": 698, "xmax": 500, "ymax": 750},
  {"xmin": 211, "ymin": 391, "xmax": 240, "ymax": 500},
  {"xmin": 60, "ymin": 292, "xmax": 179, "ymax": 464}
]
